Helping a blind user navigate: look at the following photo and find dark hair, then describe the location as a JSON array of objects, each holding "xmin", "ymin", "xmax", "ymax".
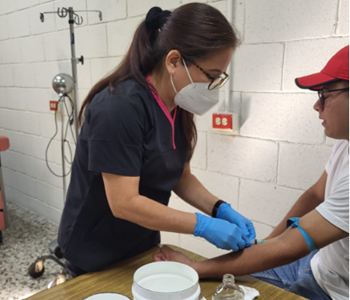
[{"xmin": 78, "ymin": 3, "xmax": 239, "ymax": 160}]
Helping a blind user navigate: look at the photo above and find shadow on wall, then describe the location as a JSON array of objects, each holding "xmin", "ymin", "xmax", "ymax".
[{"xmin": 239, "ymin": 94, "xmax": 251, "ymax": 129}]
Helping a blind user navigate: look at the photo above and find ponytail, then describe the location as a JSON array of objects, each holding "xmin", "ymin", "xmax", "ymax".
[{"xmin": 78, "ymin": 20, "xmax": 153, "ymax": 126}]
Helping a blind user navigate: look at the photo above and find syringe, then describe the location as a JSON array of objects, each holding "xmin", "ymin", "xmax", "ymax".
[{"xmin": 250, "ymin": 239, "xmax": 266, "ymax": 245}]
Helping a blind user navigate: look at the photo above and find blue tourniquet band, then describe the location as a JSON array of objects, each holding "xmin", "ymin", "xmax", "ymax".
[{"xmin": 286, "ymin": 217, "xmax": 318, "ymax": 252}]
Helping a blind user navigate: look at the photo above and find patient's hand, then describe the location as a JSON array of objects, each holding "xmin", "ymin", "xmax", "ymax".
[{"xmin": 153, "ymin": 245, "xmax": 194, "ymax": 267}]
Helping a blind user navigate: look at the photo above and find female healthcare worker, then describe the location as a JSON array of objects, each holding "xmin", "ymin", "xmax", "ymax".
[{"xmin": 58, "ymin": 3, "xmax": 256, "ymax": 277}]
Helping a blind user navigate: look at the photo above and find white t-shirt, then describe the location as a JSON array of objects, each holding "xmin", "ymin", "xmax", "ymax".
[{"xmin": 311, "ymin": 140, "xmax": 349, "ymax": 300}]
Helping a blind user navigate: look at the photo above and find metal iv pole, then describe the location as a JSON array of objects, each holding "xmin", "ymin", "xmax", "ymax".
[
  {"xmin": 40, "ymin": 7, "xmax": 102, "ymax": 199},
  {"xmin": 27, "ymin": 8, "xmax": 104, "ymax": 284},
  {"xmin": 68, "ymin": 7, "xmax": 80, "ymax": 139},
  {"xmin": 40, "ymin": 7, "xmax": 102, "ymax": 139}
]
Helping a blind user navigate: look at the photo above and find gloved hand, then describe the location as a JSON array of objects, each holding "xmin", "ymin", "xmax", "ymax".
[
  {"xmin": 194, "ymin": 213, "xmax": 247, "ymax": 251},
  {"xmin": 216, "ymin": 203, "xmax": 256, "ymax": 246}
]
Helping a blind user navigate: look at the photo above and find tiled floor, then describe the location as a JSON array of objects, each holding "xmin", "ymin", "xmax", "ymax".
[{"xmin": 0, "ymin": 202, "xmax": 64, "ymax": 300}]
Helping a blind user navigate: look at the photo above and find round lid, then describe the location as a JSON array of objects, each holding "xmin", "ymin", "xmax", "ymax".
[
  {"xmin": 132, "ymin": 261, "xmax": 200, "ymax": 300},
  {"xmin": 84, "ymin": 293, "xmax": 131, "ymax": 300}
]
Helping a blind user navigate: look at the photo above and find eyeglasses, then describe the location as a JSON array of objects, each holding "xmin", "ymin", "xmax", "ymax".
[
  {"xmin": 317, "ymin": 87, "xmax": 349, "ymax": 106},
  {"xmin": 191, "ymin": 61, "xmax": 229, "ymax": 90}
]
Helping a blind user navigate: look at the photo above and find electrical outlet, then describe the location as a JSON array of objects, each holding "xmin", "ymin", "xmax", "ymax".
[
  {"xmin": 212, "ymin": 113, "xmax": 233, "ymax": 130},
  {"xmin": 50, "ymin": 101, "xmax": 58, "ymax": 111}
]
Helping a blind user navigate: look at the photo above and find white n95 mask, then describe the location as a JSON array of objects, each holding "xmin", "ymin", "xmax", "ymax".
[{"xmin": 170, "ymin": 59, "xmax": 220, "ymax": 116}]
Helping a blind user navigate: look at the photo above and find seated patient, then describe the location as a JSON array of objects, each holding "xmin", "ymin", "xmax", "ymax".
[{"xmin": 154, "ymin": 46, "xmax": 349, "ymax": 300}]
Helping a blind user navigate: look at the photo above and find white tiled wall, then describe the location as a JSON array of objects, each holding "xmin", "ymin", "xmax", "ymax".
[
  {"xmin": 0, "ymin": 0, "xmax": 348, "ymax": 259},
  {"xmin": 244, "ymin": 0, "xmax": 338, "ymax": 43}
]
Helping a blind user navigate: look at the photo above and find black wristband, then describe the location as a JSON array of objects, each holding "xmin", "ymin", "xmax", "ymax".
[{"xmin": 212, "ymin": 200, "xmax": 226, "ymax": 218}]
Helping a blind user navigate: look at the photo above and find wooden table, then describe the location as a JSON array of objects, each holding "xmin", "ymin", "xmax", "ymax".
[{"xmin": 27, "ymin": 245, "xmax": 308, "ymax": 300}]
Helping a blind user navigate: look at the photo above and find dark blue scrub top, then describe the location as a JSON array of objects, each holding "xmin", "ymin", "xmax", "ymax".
[{"xmin": 58, "ymin": 79, "xmax": 187, "ymax": 272}]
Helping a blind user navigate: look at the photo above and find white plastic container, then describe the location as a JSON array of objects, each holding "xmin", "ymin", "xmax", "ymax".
[{"xmin": 132, "ymin": 261, "xmax": 201, "ymax": 300}]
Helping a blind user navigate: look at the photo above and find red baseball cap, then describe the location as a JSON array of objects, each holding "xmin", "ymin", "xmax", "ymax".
[{"xmin": 295, "ymin": 45, "xmax": 349, "ymax": 90}]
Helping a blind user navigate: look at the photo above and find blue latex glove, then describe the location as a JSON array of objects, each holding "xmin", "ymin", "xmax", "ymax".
[
  {"xmin": 194, "ymin": 213, "xmax": 247, "ymax": 251},
  {"xmin": 216, "ymin": 203, "xmax": 256, "ymax": 246}
]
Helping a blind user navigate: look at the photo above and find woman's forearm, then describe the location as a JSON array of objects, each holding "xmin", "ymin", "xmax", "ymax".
[
  {"xmin": 114, "ymin": 194, "xmax": 198, "ymax": 234},
  {"xmin": 103, "ymin": 172, "xmax": 198, "ymax": 234},
  {"xmin": 173, "ymin": 171, "xmax": 219, "ymax": 215}
]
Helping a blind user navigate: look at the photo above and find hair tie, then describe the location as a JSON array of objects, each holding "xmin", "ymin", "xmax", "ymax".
[{"xmin": 145, "ymin": 7, "xmax": 171, "ymax": 31}]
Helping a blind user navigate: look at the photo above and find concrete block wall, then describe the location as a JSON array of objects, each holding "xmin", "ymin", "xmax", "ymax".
[
  {"xmin": 0, "ymin": 0, "xmax": 348, "ymax": 259},
  {"xmin": 160, "ymin": 0, "xmax": 349, "ymax": 258}
]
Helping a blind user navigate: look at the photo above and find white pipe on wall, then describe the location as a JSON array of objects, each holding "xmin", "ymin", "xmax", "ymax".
[{"xmin": 225, "ymin": 0, "xmax": 234, "ymax": 112}]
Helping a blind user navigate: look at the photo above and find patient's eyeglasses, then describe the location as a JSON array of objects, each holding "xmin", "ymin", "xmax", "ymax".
[{"xmin": 317, "ymin": 87, "xmax": 349, "ymax": 106}]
